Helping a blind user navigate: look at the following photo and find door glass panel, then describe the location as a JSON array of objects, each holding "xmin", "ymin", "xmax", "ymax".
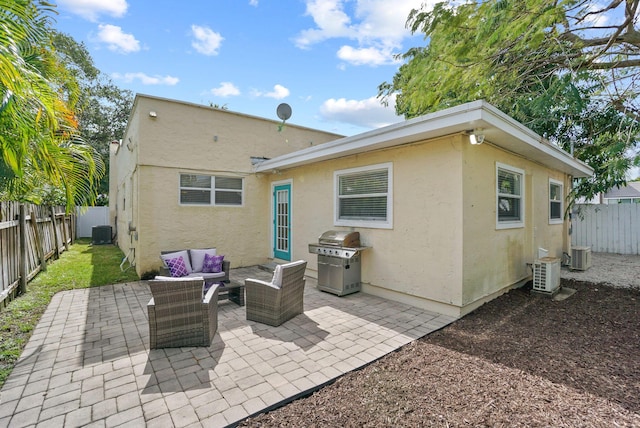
[{"xmin": 276, "ymin": 189, "xmax": 289, "ymax": 253}]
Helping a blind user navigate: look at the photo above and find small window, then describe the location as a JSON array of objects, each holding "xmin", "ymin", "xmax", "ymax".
[
  {"xmin": 180, "ymin": 174, "xmax": 243, "ymax": 206},
  {"xmin": 549, "ymin": 179, "xmax": 563, "ymax": 224},
  {"xmin": 335, "ymin": 163, "xmax": 392, "ymax": 229},
  {"xmin": 496, "ymin": 163, "xmax": 524, "ymax": 229}
]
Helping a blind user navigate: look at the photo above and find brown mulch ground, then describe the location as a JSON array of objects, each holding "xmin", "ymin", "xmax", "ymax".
[{"xmin": 239, "ymin": 280, "xmax": 640, "ymax": 427}]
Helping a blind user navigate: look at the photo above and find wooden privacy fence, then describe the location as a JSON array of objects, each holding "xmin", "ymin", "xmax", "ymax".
[
  {"xmin": 0, "ymin": 201, "xmax": 75, "ymax": 308},
  {"xmin": 571, "ymin": 204, "xmax": 640, "ymax": 255}
]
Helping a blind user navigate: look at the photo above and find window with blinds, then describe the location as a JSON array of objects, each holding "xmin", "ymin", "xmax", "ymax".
[
  {"xmin": 549, "ymin": 179, "xmax": 563, "ymax": 224},
  {"xmin": 496, "ymin": 163, "xmax": 524, "ymax": 228},
  {"xmin": 335, "ymin": 163, "xmax": 392, "ymax": 228},
  {"xmin": 180, "ymin": 174, "xmax": 243, "ymax": 206}
]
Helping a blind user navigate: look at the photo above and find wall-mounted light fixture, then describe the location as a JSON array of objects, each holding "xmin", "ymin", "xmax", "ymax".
[
  {"xmin": 149, "ymin": 111, "xmax": 157, "ymax": 118},
  {"xmin": 467, "ymin": 128, "xmax": 485, "ymax": 145}
]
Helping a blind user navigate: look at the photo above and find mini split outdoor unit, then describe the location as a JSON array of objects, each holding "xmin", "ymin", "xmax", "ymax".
[
  {"xmin": 571, "ymin": 246, "xmax": 592, "ymax": 271},
  {"xmin": 533, "ymin": 257, "xmax": 561, "ymax": 293}
]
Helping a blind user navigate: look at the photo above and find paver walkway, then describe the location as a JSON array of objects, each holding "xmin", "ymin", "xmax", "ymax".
[{"xmin": 0, "ymin": 267, "xmax": 456, "ymax": 427}]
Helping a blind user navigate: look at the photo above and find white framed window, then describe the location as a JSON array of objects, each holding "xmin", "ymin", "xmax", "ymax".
[
  {"xmin": 496, "ymin": 163, "xmax": 524, "ymax": 229},
  {"xmin": 549, "ymin": 178, "xmax": 563, "ymax": 224},
  {"xmin": 334, "ymin": 162, "xmax": 393, "ymax": 229},
  {"xmin": 179, "ymin": 174, "xmax": 243, "ymax": 206}
]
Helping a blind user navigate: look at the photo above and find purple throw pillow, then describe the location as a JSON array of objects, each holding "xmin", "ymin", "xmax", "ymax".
[
  {"xmin": 202, "ymin": 254, "xmax": 224, "ymax": 273},
  {"xmin": 166, "ymin": 256, "xmax": 188, "ymax": 277}
]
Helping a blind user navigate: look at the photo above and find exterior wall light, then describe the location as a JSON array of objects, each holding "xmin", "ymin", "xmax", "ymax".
[
  {"xmin": 149, "ymin": 111, "xmax": 157, "ymax": 118},
  {"xmin": 468, "ymin": 128, "xmax": 485, "ymax": 145}
]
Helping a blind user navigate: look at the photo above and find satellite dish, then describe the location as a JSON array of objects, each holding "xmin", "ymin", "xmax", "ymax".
[{"xmin": 276, "ymin": 103, "xmax": 292, "ymax": 121}]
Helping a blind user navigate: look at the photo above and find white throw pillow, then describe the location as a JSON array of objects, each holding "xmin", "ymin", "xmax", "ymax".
[
  {"xmin": 153, "ymin": 275, "xmax": 202, "ymax": 281},
  {"xmin": 189, "ymin": 248, "xmax": 217, "ymax": 272},
  {"xmin": 160, "ymin": 250, "xmax": 193, "ymax": 273},
  {"xmin": 271, "ymin": 264, "xmax": 283, "ymax": 288}
]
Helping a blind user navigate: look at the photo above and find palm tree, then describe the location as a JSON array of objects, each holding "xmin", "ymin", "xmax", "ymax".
[{"xmin": 0, "ymin": 0, "xmax": 104, "ymax": 210}]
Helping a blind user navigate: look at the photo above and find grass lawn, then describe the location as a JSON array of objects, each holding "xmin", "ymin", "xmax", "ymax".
[{"xmin": 0, "ymin": 239, "xmax": 139, "ymax": 388}]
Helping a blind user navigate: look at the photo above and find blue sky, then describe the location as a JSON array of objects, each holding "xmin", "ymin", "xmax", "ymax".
[{"xmin": 53, "ymin": 0, "xmax": 437, "ymax": 136}]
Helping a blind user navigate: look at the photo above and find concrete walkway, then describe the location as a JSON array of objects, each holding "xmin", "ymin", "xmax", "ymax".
[{"xmin": 0, "ymin": 267, "xmax": 456, "ymax": 427}]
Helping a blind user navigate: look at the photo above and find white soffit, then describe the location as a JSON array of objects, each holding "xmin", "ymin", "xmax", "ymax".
[{"xmin": 255, "ymin": 100, "xmax": 594, "ymax": 178}]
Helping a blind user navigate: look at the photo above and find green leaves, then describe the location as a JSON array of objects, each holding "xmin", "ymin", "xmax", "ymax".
[
  {"xmin": 379, "ymin": 0, "xmax": 640, "ymax": 201},
  {"xmin": 0, "ymin": 1, "xmax": 122, "ymax": 210}
]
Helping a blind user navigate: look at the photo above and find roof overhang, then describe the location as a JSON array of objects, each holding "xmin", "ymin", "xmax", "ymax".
[{"xmin": 254, "ymin": 100, "xmax": 594, "ymax": 178}]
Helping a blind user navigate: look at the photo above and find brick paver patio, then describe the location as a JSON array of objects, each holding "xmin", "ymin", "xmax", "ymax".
[{"xmin": 0, "ymin": 267, "xmax": 456, "ymax": 427}]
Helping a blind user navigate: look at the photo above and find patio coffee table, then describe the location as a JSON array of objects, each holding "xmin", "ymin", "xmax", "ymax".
[{"xmin": 213, "ymin": 280, "xmax": 245, "ymax": 306}]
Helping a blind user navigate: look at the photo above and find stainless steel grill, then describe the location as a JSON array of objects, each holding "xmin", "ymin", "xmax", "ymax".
[{"xmin": 308, "ymin": 230, "xmax": 367, "ymax": 296}]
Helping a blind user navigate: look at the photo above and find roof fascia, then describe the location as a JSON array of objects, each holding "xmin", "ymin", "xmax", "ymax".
[{"xmin": 254, "ymin": 100, "xmax": 594, "ymax": 178}]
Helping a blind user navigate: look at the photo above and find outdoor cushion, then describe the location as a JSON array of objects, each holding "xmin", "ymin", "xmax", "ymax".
[
  {"xmin": 185, "ymin": 272, "xmax": 225, "ymax": 280},
  {"xmin": 160, "ymin": 250, "xmax": 193, "ymax": 273},
  {"xmin": 271, "ymin": 264, "xmax": 283, "ymax": 288},
  {"xmin": 190, "ymin": 248, "xmax": 217, "ymax": 272},
  {"xmin": 202, "ymin": 254, "xmax": 224, "ymax": 273},
  {"xmin": 165, "ymin": 256, "xmax": 189, "ymax": 277},
  {"xmin": 154, "ymin": 275, "xmax": 207, "ymax": 297}
]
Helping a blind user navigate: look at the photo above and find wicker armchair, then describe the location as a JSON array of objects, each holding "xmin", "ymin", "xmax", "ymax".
[
  {"xmin": 147, "ymin": 277, "xmax": 219, "ymax": 348},
  {"xmin": 245, "ymin": 260, "xmax": 307, "ymax": 326}
]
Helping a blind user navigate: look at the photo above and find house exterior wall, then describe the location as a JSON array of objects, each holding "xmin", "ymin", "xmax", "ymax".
[
  {"xmin": 272, "ymin": 135, "xmax": 466, "ymax": 315},
  {"xmin": 111, "ymin": 95, "xmax": 342, "ymax": 276},
  {"xmin": 109, "ymin": 107, "xmax": 140, "ymax": 265},
  {"xmin": 269, "ymin": 134, "xmax": 572, "ymax": 317},
  {"xmin": 460, "ymin": 141, "xmax": 569, "ymax": 313}
]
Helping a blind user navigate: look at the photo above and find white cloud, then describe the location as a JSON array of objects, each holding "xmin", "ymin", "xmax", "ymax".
[
  {"xmin": 57, "ymin": 0, "xmax": 127, "ymax": 21},
  {"xmin": 252, "ymin": 84, "xmax": 290, "ymax": 99},
  {"xmin": 319, "ymin": 94, "xmax": 402, "ymax": 129},
  {"xmin": 295, "ymin": 0, "xmax": 355, "ymax": 47},
  {"xmin": 211, "ymin": 82, "xmax": 241, "ymax": 97},
  {"xmin": 112, "ymin": 72, "xmax": 179, "ymax": 86},
  {"xmin": 337, "ymin": 45, "xmax": 398, "ymax": 66},
  {"xmin": 295, "ymin": 0, "xmax": 437, "ymax": 66},
  {"xmin": 191, "ymin": 25, "xmax": 224, "ymax": 56},
  {"xmin": 249, "ymin": 0, "xmax": 259, "ymax": 6},
  {"xmin": 96, "ymin": 25, "xmax": 140, "ymax": 54}
]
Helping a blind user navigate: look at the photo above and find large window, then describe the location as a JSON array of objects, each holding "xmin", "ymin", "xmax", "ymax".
[
  {"xmin": 496, "ymin": 163, "xmax": 524, "ymax": 229},
  {"xmin": 179, "ymin": 174, "xmax": 243, "ymax": 206},
  {"xmin": 549, "ymin": 179, "xmax": 563, "ymax": 224},
  {"xmin": 335, "ymin": 163, "xmax": 392, "ymax": 228}
]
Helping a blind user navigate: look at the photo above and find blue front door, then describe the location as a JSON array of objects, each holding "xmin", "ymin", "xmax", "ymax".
[{"xmin": 273, "ymin": 183, "xmax": 291, "ymax": 261}]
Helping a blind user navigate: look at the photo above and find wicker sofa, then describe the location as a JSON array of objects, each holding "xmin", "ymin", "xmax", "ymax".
[
  {"xmin": 245, "ymin": 260, "xmax": 307, "ymax": 326},
  {"xmin": 147, "ymin": 277, "xmax": 219, "ymax": 348},
  {"xmin": 159, "ymin": 249, "xmax": 230, "ymax": 284}
]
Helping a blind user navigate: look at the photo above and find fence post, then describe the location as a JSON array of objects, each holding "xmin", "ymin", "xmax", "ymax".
[
  {"xmin": 30, "ymin": 210, "xmax": 47, "ymax": 272},
  {"xmin": 61, "ymin": 214, "xmax": 70, "ymax": 251},
  {"xmin": 19, "ymin": 204, "xmax": 27, "ymax": 294},
  {"xmin": 50, "ymin": 206, "xmax": 60, "ymax": 259},
  {"xmin": 70, "ymin": 210, "xmax": 76, "ymax": 244}
]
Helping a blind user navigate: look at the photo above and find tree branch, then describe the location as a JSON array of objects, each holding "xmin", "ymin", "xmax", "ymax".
[
  {"xmin": 585, "ymin": 58, "xmax": 640, "ymax": 69},
  {"xmin": 574, "ymin": 0, "xmax": 623, "ymax": 24}
]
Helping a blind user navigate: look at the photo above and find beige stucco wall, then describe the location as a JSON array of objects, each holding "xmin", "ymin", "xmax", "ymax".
[
  {"xmin": 272, "ymin": 135, "xmax": 466, "ymax": 315},
  {"xmin": 460, "ymin": 140, "xmax": 568, "ymax": 313},
  {"xmin": 109, "ymin": 107, "xmax": 140, "ymax": 267},
  {"xmin": 268, "ymin": 134, "xmax": 572, "ymax": 317},
  {"xmin": 111, "ymin": 95, "xmax": 342, "ymax": 276}
]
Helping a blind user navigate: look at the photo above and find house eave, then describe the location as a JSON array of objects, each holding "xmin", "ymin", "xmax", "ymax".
[{"xmin": 254, "ymin": 100, "xmax": 594, "ymax": 178}]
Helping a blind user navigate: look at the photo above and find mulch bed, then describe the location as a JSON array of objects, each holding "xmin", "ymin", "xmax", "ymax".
[{"xmin": 239, "ymin": 280, "xmax": 640, "ymax": 427}]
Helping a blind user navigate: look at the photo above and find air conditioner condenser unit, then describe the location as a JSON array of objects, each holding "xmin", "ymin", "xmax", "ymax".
[
  {"xmin": 571, "ymin": 246, "xmax": 592, "ymax": 271},
  {"xmin": 533, "ymin": 257, "xmax": 561, "ymax": 293}
]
